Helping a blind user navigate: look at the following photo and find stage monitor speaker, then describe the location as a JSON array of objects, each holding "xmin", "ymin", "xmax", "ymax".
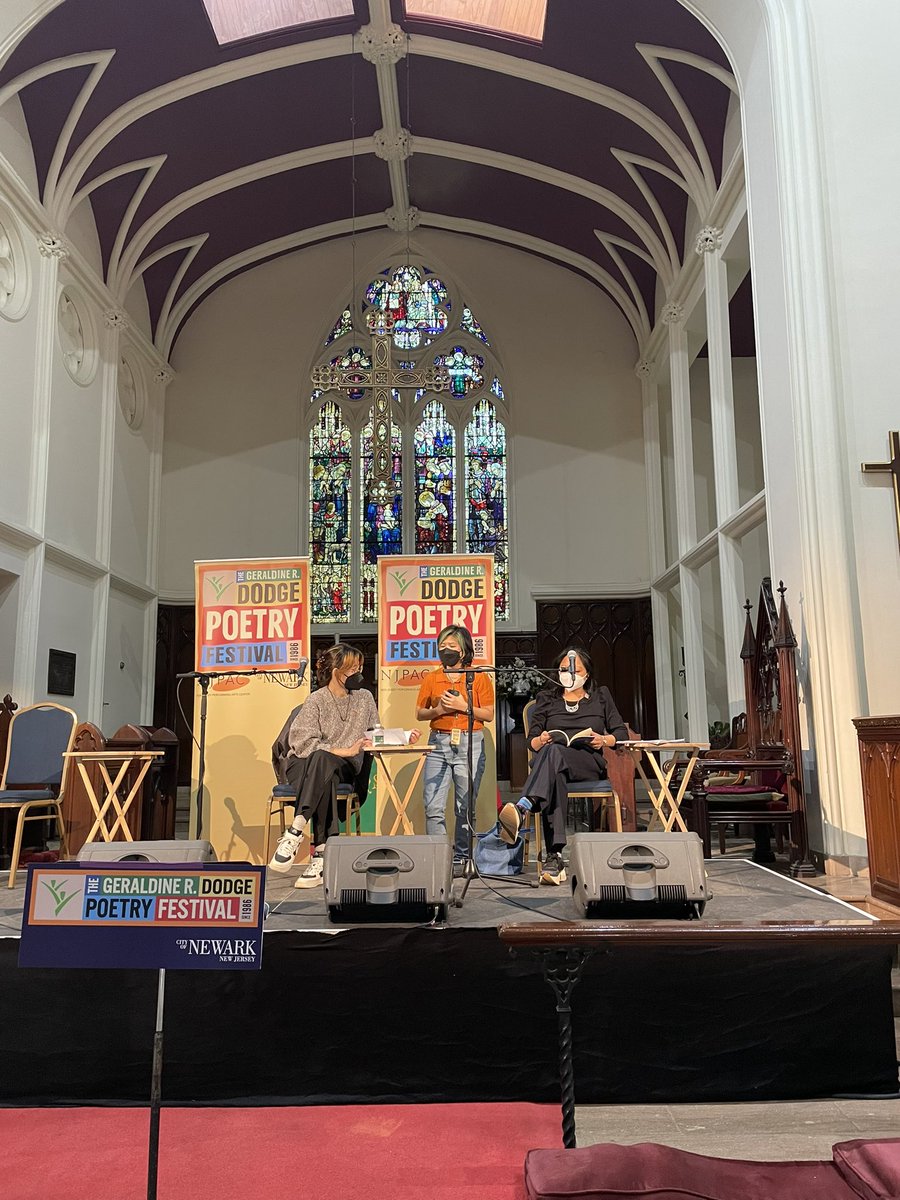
[
  {"xmin": 77, "ymin": 839, "xmax": 217, "ymax": 863},
  {"xmin": 323, "ymin": 835, "xmax": 452, "ymax": 923},
  {"xmin": 568, "ymin": 832, "xmax": 708, "ymax": 919}
]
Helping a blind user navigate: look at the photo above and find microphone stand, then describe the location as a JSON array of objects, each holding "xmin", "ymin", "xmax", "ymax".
[
  {"xmin": 176, "ymin": 662, "xmax": 308, "ymax": 840},
  {"xmin": 453, "ymin": 663, "xmax": 559, "ymax": 906}
]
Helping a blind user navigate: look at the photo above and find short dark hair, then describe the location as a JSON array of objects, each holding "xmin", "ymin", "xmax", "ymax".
[
  {"xmin": 437, "ymin": 624, "xmax": 474, "ymax": 666},
  {"xmin": 316, "ymin": 642, "xmax": 363, "ymax": 688}
]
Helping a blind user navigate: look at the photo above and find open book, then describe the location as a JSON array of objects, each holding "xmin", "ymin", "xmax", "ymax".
[
  {"xmin": 365, "ymin": 728, "xmax": 413, "ymax": 747},
  {"xmin": 546, "ymin": 728, "xmax": 596, "ymax": 748}
]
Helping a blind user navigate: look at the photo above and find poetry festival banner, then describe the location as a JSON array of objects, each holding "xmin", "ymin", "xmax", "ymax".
[
  {"xmin": 18, "ymin": 863, "xmax": 266, "ymax": 970},
  {"xmin": 193, "ymin": 558, "xmax": 310, "ymax": 861},
  {"xmin": 377, "ymin": 555, "xmax": 496, "ymax": 835}
]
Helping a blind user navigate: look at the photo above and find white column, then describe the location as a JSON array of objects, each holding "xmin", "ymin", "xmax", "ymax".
[
  {"xmin": 639, "ymin": 359, "xmax": 675, "ymax": 736},
  {"xmin": 697, "ymin": 227, "xmax": 746, "ymax": 715},
  {"xmin": 663, "ymin": 304, "xmax": 697, "ymax": 556}
]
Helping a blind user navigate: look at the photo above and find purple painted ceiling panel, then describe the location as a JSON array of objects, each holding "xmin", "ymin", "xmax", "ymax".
[
  {"xmin": 395, "ymin": 0, "xmax": 729, "ymax": 137},
  {"xmin": 0, "ymin": 0, "xmax": 364, "ymax": 183},
  {"xmin": 2, "ymin": 0, "xmax": 737, "ymax": 344},
  {"xmin": 139, "ymin": 153, "xmax": 390, "ymax": 329},
  {"xmin": 411, "ymin": 153, "xmax": 657, "ymax": 318}
]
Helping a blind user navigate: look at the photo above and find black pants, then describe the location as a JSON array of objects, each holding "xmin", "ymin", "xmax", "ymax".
[
  {"xmin": 284, "ymin": 750, "xmax": 356, "ymax": 847},
  {"xmin": 522, "ymin": 743, "xmax": 606, "ymax": 852}
]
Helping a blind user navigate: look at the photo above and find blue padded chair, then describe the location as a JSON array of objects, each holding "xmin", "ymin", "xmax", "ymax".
[
  {"xmin": 264, "ymin": 780, "xmax": 363, "ymax": 864},
  {"xmin": 0, "ymin": 703, "xmax": 77, "ymax": 887}
]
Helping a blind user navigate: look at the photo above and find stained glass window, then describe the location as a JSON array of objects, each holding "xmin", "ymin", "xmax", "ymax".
[
  {"xmin": 465, "ymin": 400, "xmax": 509, "ymax": 620},
  {"xmin": 360, "ymin": 409, "xmax": 403, "ymax": 623},
  {"xmin": 434, "ymin": 345, "xmax": 484, "ymax": 398},
  {"xmin": 461, "ymin": 305, "xmax": 489, "ymax": 344},
  {"xmin": 414, "ymin": 401, "xmax": 456, "ymax": 555},
  {"xmin": 325, "ymin": 308, "xmax": 352, "ymax": 345},
  {"xmin": 331, "ymin": 346, "xmax": 371, "ymax": 400},
  {"xmin": 308, "ymin": 263, "xmax": 511, "ymax": 625},
  {"xmin": 310, "ymin": 400, "xmax": 352, "ymax": 623},
  {"xmin": 364, "ymin": 266, "xmax": 449, "ymax": 350}
]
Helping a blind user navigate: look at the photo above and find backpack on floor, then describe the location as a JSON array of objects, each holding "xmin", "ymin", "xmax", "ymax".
[{"xmin": 473, "ymin": 822, "xmax": 524, "ymax": 875}]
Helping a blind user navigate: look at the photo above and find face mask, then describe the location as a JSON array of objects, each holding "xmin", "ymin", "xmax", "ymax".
[
  {"xmin": 343, "ymin": 672, "xmax": 364, "ymax": 691},
  {"xmin": 559, "ymin": 670, "xmax": 587, "ymax": 691},
  {"xmin": 439, "ymin": 647, "xmax": 462, "ymax": 668}
]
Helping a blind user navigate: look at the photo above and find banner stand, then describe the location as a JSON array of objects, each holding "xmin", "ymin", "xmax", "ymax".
[{"xmin": 147, "ymin": 967, "xmax": 166, "ymax": 1200}]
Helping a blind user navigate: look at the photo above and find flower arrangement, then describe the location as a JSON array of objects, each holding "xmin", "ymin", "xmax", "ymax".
[{"xmin": 497, "ymin": 657, "xmax": 549, "ymax": 699}]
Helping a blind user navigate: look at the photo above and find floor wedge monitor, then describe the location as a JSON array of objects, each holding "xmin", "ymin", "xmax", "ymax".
[
  {"xmin": 568, "ymin": 832, "xmax": 708, "ymax": 919},
  {"xmin": 77, "ymin": 839, "xmax": 217, "ymax": 863},
  {"xmin": 323, "ymin": 834, "xmax": 453, "ymax": 923}
]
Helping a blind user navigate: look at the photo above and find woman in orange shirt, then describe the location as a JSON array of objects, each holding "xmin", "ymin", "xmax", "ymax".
[{"xmin": 416, "ymin": 625, "xmax": 495, "ymax": 870}]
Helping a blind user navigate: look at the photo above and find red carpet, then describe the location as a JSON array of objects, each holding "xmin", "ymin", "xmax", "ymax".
[{"xmin": 0, "ymin": 1103, "xmax": 560, "ymax": 1199}]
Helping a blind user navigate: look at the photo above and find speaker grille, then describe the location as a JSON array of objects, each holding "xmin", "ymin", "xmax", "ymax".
[
  {"xmin": 658, "ymin": 884, "xmax": 687, "ymax": 902},
  {"xmin": 340, "ymin": 888, "xmax": 366, "ymax": 905},
  {"xmin": 599, "ymin": 884, "xmax": 626, "ymax": 902},
  {"xmin": 399, "ymin": 887, "xmax": 426, "ymax": 905}
]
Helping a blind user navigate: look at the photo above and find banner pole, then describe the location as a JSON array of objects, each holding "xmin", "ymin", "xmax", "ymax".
[{"xmin": 147, "ymin": 967, "xmax": 166, "ymax": 1200}]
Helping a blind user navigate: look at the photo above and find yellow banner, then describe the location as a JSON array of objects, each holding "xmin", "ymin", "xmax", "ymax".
[
  {"xmin": 192, "ymin": 558, "xmax": 311, "ymax": 861},
  {"xmin": 376, "ymin": 555, "xmax": 497, "ymax": 836}
]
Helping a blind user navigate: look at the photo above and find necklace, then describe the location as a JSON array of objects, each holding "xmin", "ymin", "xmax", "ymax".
[
  {"xmin": 328, "ymin": 687, "xmax": 351, "ymax": 721},
  {"xmin": 564, "ymin": 696, "xmax": 581, "ymax": 713}
]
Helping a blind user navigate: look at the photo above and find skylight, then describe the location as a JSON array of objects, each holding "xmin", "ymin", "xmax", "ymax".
[
  {"xmin": 404, "ymin": 0, "xmax": 547, "ymax": 42},
  {"xmin": 202, "ymin": 0, "xmax": 354, "ymax": 45}
]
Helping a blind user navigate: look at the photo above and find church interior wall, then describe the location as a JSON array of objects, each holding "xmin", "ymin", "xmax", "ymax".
[
  {"xmin": 0, "ymin": 201, "xmax": 39, "ymax": 528},
  {"xmin": 160, "ymin": 230, "xmax": 650, "ymax": 627},
  {"xmin": 43, "ymin": 279, "xmax": 104, "ymax": 562},
  {"xmin": 103, "ymin": 584, "xmax": 151, "ymax": 731},
  {"xmin": 0, "ymin": 96, "xmax": 37, "ymax": 197},
  {"xmin": 35, "ymin": 557, "xmax": 98, "ymax": 719},
  {"xmin": 806, "ymin": 0, "xmax": 900, "ymax": 720},
  {"xmin": 109, "ymin": 364, "xmax": 157, "ymax": 587}
]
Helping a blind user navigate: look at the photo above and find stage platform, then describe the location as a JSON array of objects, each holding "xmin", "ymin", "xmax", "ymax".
[{"xmin": 0, "ymin": 859, "xmax": 897, "ymax": 1108}]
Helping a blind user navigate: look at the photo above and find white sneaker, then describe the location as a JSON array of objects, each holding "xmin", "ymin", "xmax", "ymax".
[
  {"xmin": 294, "ymin": 853, "xmax": 324, "ymax": 889},
  {"xmin": 269, "ymin": 828, "xmax": 303, "ymax": 873}
]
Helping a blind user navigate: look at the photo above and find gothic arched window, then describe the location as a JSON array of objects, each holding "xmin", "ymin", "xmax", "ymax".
[{"xmin": 306, "ymin": 262, "xmax": 510, "ymax": 626}]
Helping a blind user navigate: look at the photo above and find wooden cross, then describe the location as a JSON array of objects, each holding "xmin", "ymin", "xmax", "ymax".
[
  {"xmin": 312, "ymin": 311, "xmax": 449, "ymax": 502},
  {"xmin": 861, "ymin": 430, "xmax": 900, "ymax": 554}
]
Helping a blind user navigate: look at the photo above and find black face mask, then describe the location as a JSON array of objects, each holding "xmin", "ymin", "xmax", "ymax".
[
  {"xmin": 439, "ymin": 647, "xmax": 462, "ymax": 668},
  {"xmin": 343, "ymin": 672, "xmax": 365, "ymax": 691}
]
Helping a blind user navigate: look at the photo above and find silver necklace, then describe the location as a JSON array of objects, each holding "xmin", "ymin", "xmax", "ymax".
[
  {"xmin": 329, "ymin": 688, "xmax": 351, "ymax": 720},
  {"xmin": 564, "ymin": 696, "xmax": 581, "ymax": 713}
]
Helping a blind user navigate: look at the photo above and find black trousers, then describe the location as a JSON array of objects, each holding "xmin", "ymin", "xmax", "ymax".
[
  {"xmin": 521, "ymin": 743, "xmax": 606, "ymax": 852},
  {"xmin": 284, "ymin": 750, "xmax": 356, "ymax": 847}
]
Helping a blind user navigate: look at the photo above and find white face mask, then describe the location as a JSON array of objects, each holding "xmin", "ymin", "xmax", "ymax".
[{"xmin": 559, "ymin": 670, "xmax": 587, "ymax": 691}]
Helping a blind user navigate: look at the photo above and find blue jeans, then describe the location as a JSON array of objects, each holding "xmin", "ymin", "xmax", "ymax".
[{"xmin": 422, "ymin": 730, "xmax": 486, "ymax": 860}]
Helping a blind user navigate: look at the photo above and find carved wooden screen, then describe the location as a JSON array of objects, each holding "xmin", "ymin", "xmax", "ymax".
[{"xmin": 536, "ymin": 598, "xmax": 657, "ymax": 737}]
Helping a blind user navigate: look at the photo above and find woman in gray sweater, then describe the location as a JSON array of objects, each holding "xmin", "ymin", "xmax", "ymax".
[{"xmin": 268, "ymin": 643, "xmax": 418, "ymax": 888}]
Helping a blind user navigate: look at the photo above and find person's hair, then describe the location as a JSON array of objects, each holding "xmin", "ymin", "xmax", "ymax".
[
  {"xmin": 553, "ymin": 644, "xmax": 594, "ymax": 692},
  {"xmin": 437, "ymin": 624, "xmax": 474, "ymax": 667},
  {"xmin": 316, "ymin": 642, "xmax": 363, "ymax": 688}
]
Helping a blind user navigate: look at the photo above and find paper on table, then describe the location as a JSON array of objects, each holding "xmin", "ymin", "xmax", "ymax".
[{"xmin": 365, "ymin": 728, "xmax": 411, "ymax": 746}]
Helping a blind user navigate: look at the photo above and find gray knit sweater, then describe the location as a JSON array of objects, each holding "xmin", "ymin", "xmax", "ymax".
[{"xmin": 288, "ymin": 687, "xmax": 379, "ymax": 772}]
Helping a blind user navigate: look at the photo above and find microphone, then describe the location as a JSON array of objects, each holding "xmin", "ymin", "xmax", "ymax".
[
  {"xmin": 568, "ymin": 651, "xmax": 576, "ymax": 680},
  {"xmin": 296, "ymin": 656, "xmax": 309, "ymax": 681}
]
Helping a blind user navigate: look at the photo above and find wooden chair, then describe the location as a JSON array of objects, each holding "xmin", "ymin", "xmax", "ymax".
[
  {"xmin": 0, "ymin": 702, "xmax": 77, "ymax": 887},
  {"xmin": 680, "ymin": 580, "xmax": 813, "ymax": 876}
]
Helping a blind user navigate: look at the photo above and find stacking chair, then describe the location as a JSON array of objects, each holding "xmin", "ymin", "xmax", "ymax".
[
  {"xmin": 264, "ymin": 781, "xmax": 363, "ymax": 864},
  {"xmin": 0, "ymin": 702, "xmax": 77, "ymax": 887}
]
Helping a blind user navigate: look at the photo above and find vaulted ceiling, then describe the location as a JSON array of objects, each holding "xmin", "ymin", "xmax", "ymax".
[{"xmin": 0, "ymin": 0, "xmax": 737, "ymax": 358}]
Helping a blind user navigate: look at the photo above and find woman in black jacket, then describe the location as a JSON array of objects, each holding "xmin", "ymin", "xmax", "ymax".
[{"xmin": 498, "ymin": 645, "xmax": 627, "ymax": 882}]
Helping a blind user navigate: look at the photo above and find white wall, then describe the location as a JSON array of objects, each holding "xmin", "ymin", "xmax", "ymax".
[
  {"xmin": 806, "ymin": 0, "xmax": 900, "ymax": 720},
  {"xmin": 160, "ymin": 229, "xmax": 649, "ymax": 625},
  {"xmin": 0, "ymin": 96, "xmax": 164, "ymax": 728}
]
